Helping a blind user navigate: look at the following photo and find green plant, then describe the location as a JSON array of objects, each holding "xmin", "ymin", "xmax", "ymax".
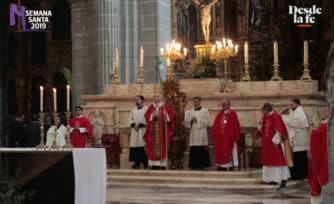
[{"xmin": 188, "ymin": 54, "xmax": 217, "ymax": 78}]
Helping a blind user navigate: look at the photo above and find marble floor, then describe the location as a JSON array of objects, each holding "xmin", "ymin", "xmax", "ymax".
[{"xmin": 106, "ymin": 181, "xmax": 310, "ymax": 204}]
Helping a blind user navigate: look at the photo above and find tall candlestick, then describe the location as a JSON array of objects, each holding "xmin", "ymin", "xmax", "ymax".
[
  {"xmin": 304, "ymin": 40, "xmax": 308, "ymax": 64},
  {"xmin": 115, "ymin": 48, "xmax": 119, "ymax": 68},
  {"xmin": 139, "ymin": 46, "xmax": 144, "ymax": 67},
  {"xmin": 166, "ymin": 57, "xmax": 171, "ymax": 67},
  {"xmin": 66, "ymin": 85, "xmax": 70, "ymax": 112},
  {"xmin": 244, "ymin": 41, "xmax": 249, "ymax": 64},
  {"xmin": 53, "ymin": 88, "xmax": 57, "ymax": 113},
  {"xmin": 273, "ymin": 41, "xmax": 278, "ymax": 64},
  {"xmin": 40, "ymin": 86, "xmax": 44, "ymax": 113}
]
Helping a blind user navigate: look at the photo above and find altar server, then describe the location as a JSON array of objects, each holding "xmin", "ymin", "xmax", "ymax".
[
  {"xmin": 282, "ymin": 99, "xmax": 309, "ymax": 179},
  {"xmin": 69, "ymin": 106, "xmax": 93, "ymax": 147},
  {"xmin": 128, "ymin": 95, "xmax": 148, "ymax": 169},
  {"xmin": 185, "ymin": 96, "xmax": 210, "ymax": 170},
  {"xmin": 46, "ymin": 114, "xmax": 67, "ymax": 148}
]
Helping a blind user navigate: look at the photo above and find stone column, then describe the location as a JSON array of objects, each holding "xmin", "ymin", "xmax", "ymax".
[
  {"xmin": 322, "ymin": 43, "xmax": 334, "ymax": 203},
  {"xmin": 139, "ymin": 0, "xmax": 172, "ymax": 83}
]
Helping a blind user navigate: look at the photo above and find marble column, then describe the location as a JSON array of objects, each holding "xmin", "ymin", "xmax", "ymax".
[{"xmin": 322, "ymin": 42, "xmax": 334, "ymax": 203}]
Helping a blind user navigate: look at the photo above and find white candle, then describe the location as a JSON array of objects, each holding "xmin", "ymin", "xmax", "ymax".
[
  {"xmin": 304, "ymin": 40, "xmax": 308, "ymax": 64},
  {"xmin": 244, "ymin": 41, "xmax": 249, "ymax": 65},
  {"xmin": 166, "ymin": 58, "xmax": 171, "ymax": 67},
  {"xmin": 160, "ymin": 48, "xmax": 164, "ymax": 57},
  {"xmin": 235, "ymin": 45, "xmax": 238, "ymax": 54},
  {"xmin": 115, "ymin": 48, "xmax": 119, "ymax": 68},
  {"xmin": 139, "ymin": 46, "xmax": 144, "ymax": 67},
  {"xmin": 66, "ymin": 85, "xmax": 70, "ymax": 112},
  {"xmin": 53, "ymin": 88, "xmax": 57, "ymax": 113},
  {"xmin": 39, "ymin": 86, "xmax": 44, "ymax": 113},
  {"xmin": 273, "ymin": 41, "xmax": 278, "ymax": 64},
  {"xmin": 183, "ymin": 48, "xmax": 188, "ymax": 56}
]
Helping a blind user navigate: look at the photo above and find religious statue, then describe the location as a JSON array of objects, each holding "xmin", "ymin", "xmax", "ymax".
[
  {"xmin": 193, "ymin": 0, "xmax": 219, "ymax": 44},
  {"xmin": 91, "ymin": 110, "xmax": 105, "ymax": 145},
  {"xmin": 250, "ymin": 0, "xmax": 266, "ymax": 32}
]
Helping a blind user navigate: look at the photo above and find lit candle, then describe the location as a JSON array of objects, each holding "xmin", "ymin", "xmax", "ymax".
[
  {"xmin": 304, "ymin": 40, "xmax": 308, "ymax": 64},
  {"xmin": 139, "ymin": 46, "xmax": 144, "ymax": 67},
  {"xmin": 223, "ymin": 38, "xmax": 226, "ymax": 47},
  {"xmin": 53, "ymin": 88, "xmax": 57, "ymax": 113},
  {"xmin": 66, "ymin": 85, "xmax": 70, "ymax": 112},
  {"xmin": 160, "ymin": 48, "xmax": 164, "ymax": 57},
  {"xmin": 244, "ymin": 41, "xmax": 249, "ymax": 65},
  {"xmin": 235, "ymin": 45, "xmax": 238, "ymax": 54},
  {"xmin": 183, "ymin": 48, "xmax": 188, "ymax": 56},
  {"xmin": 273, "ymin": 41, "xmax": 278, "ymax": 64},
  {"xmin": 115, "ymin": 48, "xmax": 119, "ymax": 68},
  {"xmin": 166, "ymin": 58, "xmax": 171, "ymax": 67},
  {"xmin": 39, "ymin": 86, "xmax": 44, "ymax": 113}
]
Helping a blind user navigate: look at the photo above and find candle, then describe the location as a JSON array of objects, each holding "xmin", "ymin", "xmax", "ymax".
[
  {"xmin": 39, "ymin": 86, "xmax": 44, "ymax": 113},
  {"xmin": 115, "ymin": 48, "xmax": 119, "ymax": 68},
  {"xmin": 53, "ymin": 88, "xmax": 57, "ymax": 113},
  {"xmin": 139, "ymin": 46, "xmax": 144, "ymax": 67},
  {"xmin": 273, "ymin": 41, "xmax": 278, "ymax": 64},
  {"xmin": 66, "ymin": 85, "xmax": 70, "ymax": 112},
  {"xmin": 244, "ymin": 41, "xmax": 249, "ymax": 64},
  {"xmin": 183, "ymin": 48, "xmax": 188, "ymax": 56},
  {"xmin": 235, "ymin": 45, "xmax": 238, "ymax": 54},
  {"xmin": 160, "ymin": 48, "xmax": 164, "ymax": 57},
  {"xmin": 304, "ymin": 40, "xmax": 308, "ymax": 64},
  {"xmin": 166, "ymin": 58, "xmax": 171, "ymax": 67}
]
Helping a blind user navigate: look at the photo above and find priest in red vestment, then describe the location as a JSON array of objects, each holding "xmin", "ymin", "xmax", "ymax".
[
  {"xmin": 309, "ymin": 121, "xmax": 328, "ymax": 204},
  {"xmin": 143, "ymin": 92, "xmax": 175, "ymax": 170},
  {"xmin": 69, "ymin": 106, "xmax": 93, "ymax": 147},
  {"xmin": 259, "ymin": 103, "xmax": 290, "ymax": 190},
  {"xmin": 211, "ymin": 99, "xmax": 240, "ymax": 171}
]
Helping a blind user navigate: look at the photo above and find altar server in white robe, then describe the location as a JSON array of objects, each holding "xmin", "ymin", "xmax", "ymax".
[
  {"xmin": 128, "ymin": 95, "xmax": 148, "ymax": 169},
  {"xmin": 185, "ymin": 96, "xmax": 211, "ymax": 170},
  {"xmin": 46, "ymin": 114, "xmax": 67, "ymax": 148},
  {"xmin": 282, "ymin": 99, "xmax": 309, "ymax": 180}
]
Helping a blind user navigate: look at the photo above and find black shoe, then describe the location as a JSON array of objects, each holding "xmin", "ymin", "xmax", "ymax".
[
  {"xmin": 277, "ymin": 180, "xmax": 287, "ymax": 190},
  {"xmin": 217, "ymin": 167, "xmax": 228, "ymax": 171},
  {"xmin": 228, "ymin": 167, "xmax": 234, "ymax": 171},
  {"xmin": 269, "ymin": 181, "xmax": 278, "ymax": 185}
]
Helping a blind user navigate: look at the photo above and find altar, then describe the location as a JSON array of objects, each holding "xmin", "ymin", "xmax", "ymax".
[
  {"xmin": 0, "ymin": 148, "xmax": 106, "ymax": 204},
  {"xmin": 81, "ymin": 79, "xmax": 326, "ymax": 169}
]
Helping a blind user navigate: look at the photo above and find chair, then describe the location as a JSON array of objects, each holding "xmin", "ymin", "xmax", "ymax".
[{"xmin": 101, "ymin": 133, "xmax": 121, "ymax": 168}]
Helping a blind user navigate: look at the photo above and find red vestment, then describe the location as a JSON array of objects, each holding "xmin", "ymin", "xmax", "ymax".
[
  {"xmin": 261, "ymin": 111, "xmax": 288, "ymax": 166},
  {"xmin": 211, "ymin": 109, "xmax": 240, "ymax": 165},
  {"xmin": 69, "ymin": 116, "xmax": 93, "ymax": 148},
  {"xmin": 308, "ymin": 122, "xmax": 329, "ymax": 196},
  {"xmin": 143, "ymin": 103, "xmax": 175, "ymax": 162}
]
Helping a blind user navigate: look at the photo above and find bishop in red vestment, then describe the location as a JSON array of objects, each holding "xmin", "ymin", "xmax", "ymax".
[
  {"xmin": 143, "ymin": 93, "xmax": 175, "ymax": 169},
  {"xmin": 211, "ymin": 99, "xmax": 240, "ymax": 171},
  {"xmin": 259, "ymin": 103, "xmax": 290, "ymax": 190},
  {"xmin": 309, "ymin": 122, "xmax": 328, "ymax": 201},
  {"xmin": 69, "ymin": 106, "xmax": 93, "ymax": 147}
]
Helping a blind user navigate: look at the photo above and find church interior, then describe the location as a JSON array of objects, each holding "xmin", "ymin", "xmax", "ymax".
[{"xmin": 0, "ymin": 0, "xmax": 334, "ymax": 203}]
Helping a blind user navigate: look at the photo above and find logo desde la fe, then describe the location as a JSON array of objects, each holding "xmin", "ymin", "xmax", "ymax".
[
  {"xmin": 289, "ymin": 5, "xmax": 322, "ymax": 27},
  {"xmin": 10, "ymin": 3, "xmax": 52, "ymax": 32}
]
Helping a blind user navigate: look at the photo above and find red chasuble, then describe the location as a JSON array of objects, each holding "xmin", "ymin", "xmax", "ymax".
[
  {"xmin": 143, "ymin": 103, "xmax": 175, "ymax": 162},
  {"xmin": 211, "ymin": 109, "xmax": 240, "ymax": 165},
  {"xmin": 69, "ymin": 116, "xmax": 93, "ymax": 147},
  {"xmin": 308, "ymin": 122, "xmax": 329, "ymax": 196},
  {"xmin": 261, "ymin": 111, "xmax": 288, "ymax": 166}
]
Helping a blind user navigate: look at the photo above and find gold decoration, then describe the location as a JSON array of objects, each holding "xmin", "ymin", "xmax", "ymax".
[
  {"xmin": 49, "ymin": 126, "xmax": 60, "ymax": 150},
  {"xmin": 111, "ymin": 63, "xmax": 120, "ymax": 84},
  {"xmin": 212, "ymin": 38, "xmax": 238, "ymax": 92},
  {"xmin": 63, "ymin": 111, "xmax": 73, "ymax": 149},
  {"xmin": 36, "ymin": 112, "xmax": 47, "ymax": 150},
  {"xmin": 137, "ymin": 66, "xmax": 144, "ymax": 84},
  {"xmin": 160, "ymin": 40, "xmax": 187, "ymax": 82},
  {"xmin": 241, "ymin": 64, "xmax": 251, "ymax": 81},
  {"xmin": 300, "ymin": 63, "xmax": 312, "ymax": 81},
  {"xmin": 271, "ymin": 64, "xmax": 282, "ymax": 81}
]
